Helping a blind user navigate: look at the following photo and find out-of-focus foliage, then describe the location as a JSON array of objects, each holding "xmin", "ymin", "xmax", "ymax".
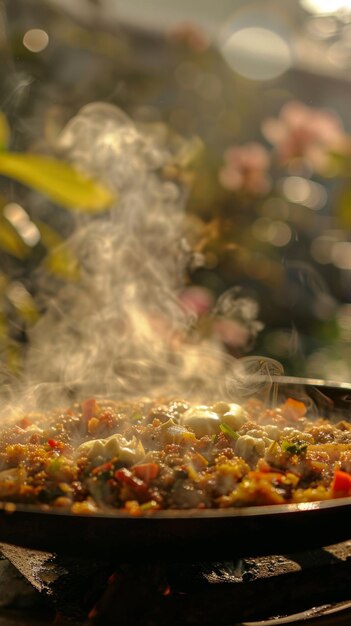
[
  {"xmin": 185, "ymin": 99, "xmax": 351, "ymax": 376},
  {"xmin": 0, "ymin": 106, "xmax": 115, "ymax": 372},
  {"xmin": 0, "ymin": 112, "xmax": 10, "ymax": 151},
  {"xmin": 0, "ymin": 152, "xmax": 115, "ymax": 213},
  {"xmin": 2, "ymin": 0, "xmax": 351, "ymax": 382}
]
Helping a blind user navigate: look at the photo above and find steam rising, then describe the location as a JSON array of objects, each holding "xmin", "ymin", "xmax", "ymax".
[{"xmin": 16, "ymin": 103, "xmax": 268, "ymax": 408}]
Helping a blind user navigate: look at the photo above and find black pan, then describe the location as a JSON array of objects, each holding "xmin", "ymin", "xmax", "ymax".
[{"xmin": 0, "ymin": 377, "xmax": 351, "ymax": 561}]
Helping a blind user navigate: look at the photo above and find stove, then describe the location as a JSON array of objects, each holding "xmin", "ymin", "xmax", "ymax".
[{"xmin": 2, "ymin": 540, "xmax": 351, "ymax": 625}]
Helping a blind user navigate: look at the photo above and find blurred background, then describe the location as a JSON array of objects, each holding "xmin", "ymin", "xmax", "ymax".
[{"xmin": 1, "ymin": 0, "xmax": 351, "ymax": 384}]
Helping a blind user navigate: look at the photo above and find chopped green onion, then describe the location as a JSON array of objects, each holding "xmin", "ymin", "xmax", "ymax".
[
  {"xmin": 131, "ymin": 412, "xmax": 142, "ymax": 422},
  {"xmin": 0, "ymin": 112, "xmax": 10, "ymax": 151},
  {"xmin": 140, "ymin": 500, "xmax": 158, "ymax": 510},
  {"xmin": 220, "ymin": 422, "xmax": 239, "ymax": 440},
  {"xmin": 281, "ymin": 441, "xmax": 308, "ymax": 455},
  {"xmin": 0, "ymin": 152, "xmax": 115, "ymax": 212}
]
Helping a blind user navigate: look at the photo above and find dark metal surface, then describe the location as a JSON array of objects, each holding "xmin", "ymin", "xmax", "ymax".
[
  {"xmin": 0, "ymin": 496, "xmax": 351, "ymax": 560},
  {"xmin": 4, "ymin": 540, "xmax": 351, "ymax": 625},
  {"xmin": 0, "ymin": 378, "xmax": 350, "ymax": 561}
]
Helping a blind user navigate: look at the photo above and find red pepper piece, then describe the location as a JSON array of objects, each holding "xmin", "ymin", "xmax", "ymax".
[
  {"xmin": 331, "ymin": 470, "xmax": 351, "ymax": 497},
  {"xmin": 92, "ymin": 462, "xmax": 113, "ymax": 476},
  {"xmin": 132, "ymin": 463, "xmax": 160, "ymax": 482},
  {"xmin": 115, "ymin": 467, "xmax": 149, "ymax": 497},
  {"xmin": 47, "ymin": 439, "xmax": 65, "ymax": 452}
]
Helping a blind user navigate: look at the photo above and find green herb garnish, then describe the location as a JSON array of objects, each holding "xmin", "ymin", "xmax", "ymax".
[
  {"xmin": 131, "ymin": 412, "xmax": 142, "ymax": 422},
  {"xmin": 220, "ymin": 423, "xmax": 239, "ymax": 440},
  {"xmin": 281, "ymin": 441, "xmax": 308, "ymax": 455}
]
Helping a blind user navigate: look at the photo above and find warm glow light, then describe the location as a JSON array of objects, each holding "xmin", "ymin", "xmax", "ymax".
[
  {"xmin": 267, "ymin": 221, "xmax": 292, "ymax": 247},
  {"xmin": 300, "ymin": 0, "xmax": 351, "ymax": 14},
  {"xmin": 282, "ymin": 177, "xmax": 311, "ymax": 204},
  {"xmin": 296, "ymin": 502, "xmax": 321, "ymax": 510},
  {"xmin": 23, "ymin": 29, "xmax": 49, "ymax": 53},
  {"xmin": 332, "ymin": 241, "xmax": 351, "ymax": 270},
  {"xmin": 7, "ymin": 283, "xmax": 31, "ymax": 309},
  {"xmin": 306, "ymin": 16, "xmax": 338, "ymax": 38},
  {"xmin": 252, "ymin": 218, "xmax": 291, "ymax": 247},
  {"xmin": 3, "ymin": 203, "xmax": 41, "ymax": 247},
  {"xmin": 282, "ymin": 177, "xmax": 327, "ymax": 210},
  {"xmin": 220, "ymin": 27, "xmax": 292, "ymax": 81}
]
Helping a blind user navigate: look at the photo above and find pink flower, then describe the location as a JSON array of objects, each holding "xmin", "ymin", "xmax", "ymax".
[
  {"xmin": 179, "ymin": 286, "xmax": 214, "ymax": 317},
  {"xmin": 219, "ymin": 142, "xmax": 271, "ymax": 195},
  {"xmin": 262, "ymin": 100, "xmax": 347, "ymax": 169},
  {"xmin": 213, "ymin": 318, "xmax": 251, "ymax": 350}
]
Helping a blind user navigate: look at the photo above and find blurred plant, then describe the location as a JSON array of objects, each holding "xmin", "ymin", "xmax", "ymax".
[
  {"xmin": 219, "ymin": 142, "xmax": 271, "ymax": 196},
  {"xmin": 0, "ymin": 112, "xmax": 114, "ymax": 212},
  {"xmin": 261, "ymin": 100, "xmax": 348, "ymax": 172},
  {"xmin": 0, "ymin": 96, "xmax": 205, "ymax": 378},
  {"xmin": 0, "ymin": 110, "xmax": 115, "ymax": 374},
  {"xmin": 2, "ymin": 0, "xmax": 351, "ymax": 382},
  {"xmin": 184, "ymin": 99, "xmax": 351, "ymax": 377}
]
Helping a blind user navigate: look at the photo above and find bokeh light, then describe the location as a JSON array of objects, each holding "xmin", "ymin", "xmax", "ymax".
[
  {"xmin": 220, "ymin": 26, "xmax": 292, "ymax": 81},
  {"xmin": 327, "ymin": 41, "xmax": 351, "ymax": 68},
  {"xmin": 332, "ymin": 241, "xmax": 351, "ymax": 270},
  {"xmin": 3, "ymin": 203, "xmax": 40, "ymax": 247},
  {"xmin": 282, "ymin": 176, "xmax": 327, "ymax": 210},
  {"xmin": 22, "ymin": 28, "xmax": 49, "ymax": 53},
  {"xmin": 300, "ymin": 0, "xmax": 351, "ymax": 15},
  {"xmin": 306, "ymin": 16, "xmax": 338, "ymax": 38},
  {"xmin": 252, "ymin": 217, "xmax": 292, "ymax": 247}
]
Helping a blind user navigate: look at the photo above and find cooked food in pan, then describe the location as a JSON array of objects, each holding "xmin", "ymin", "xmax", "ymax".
[{"xmin": 0, "ymin": 394, "xmax": 350, "ymax": 515}]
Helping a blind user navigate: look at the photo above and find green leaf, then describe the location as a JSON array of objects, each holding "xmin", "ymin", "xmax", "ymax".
[
  {"xmin": 220, "ymin": 422, "xmax": 239, "ymax": 440},
  {"xmin": 7, "ymin": 283, "xmax": 39, "ymax": 325},
  {"xmin": 33, "ymin": 220, "xmax": 80, "ymax": 281},
  {"xmin": 281, "ymin": 440, "xmax": 308, "ymax": 455},
  {"xmin": 44, "ymin": 247, "xmax": 80, "ymax": 281},
  {"xmin": 0, "ymin": 113, "xmax": 10, "ymax": 151},
  {"xmin": 0, "ymin": 152, "xmax": 115, "ymax": 212},
  {"xmin": 5, "ymin": 342, "xmax": 22, "ymax": 373},
  {"xmin": 131, "ymin": 412, "xmax": 142, "ymax": 422}
]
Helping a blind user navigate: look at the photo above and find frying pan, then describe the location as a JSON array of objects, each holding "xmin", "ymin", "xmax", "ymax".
[{"xmin": 0, "ymin": 376, "xmax": 351, "ymax": 561}]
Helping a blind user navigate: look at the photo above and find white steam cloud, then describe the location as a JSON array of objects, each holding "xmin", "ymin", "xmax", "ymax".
[{"xmin": 18, "ymin": 102, "xmax": 267, "ymax": 408}]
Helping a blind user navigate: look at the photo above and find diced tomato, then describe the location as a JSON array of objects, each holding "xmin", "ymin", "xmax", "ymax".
[
  {"xmin": 281, "ymin": 397, "xmax": 307, "ymax": 420},
  {"xmin": 47, "ymin": 439, "xmax": 65, "ymax": 452},
  {"xmin": 115, "ymin": 468, "xmax": 149, "ymax": 497},
  {"xmin": 331, "ymin": 470, "xmax": 351, "ymax": 497},
  {"xmin": 132, "ymin": 463, "xmax": 160, "ymax": 482},
  {"xmin": 92, "ymin": 462, "xmax": 113, "ymax": 476}
]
